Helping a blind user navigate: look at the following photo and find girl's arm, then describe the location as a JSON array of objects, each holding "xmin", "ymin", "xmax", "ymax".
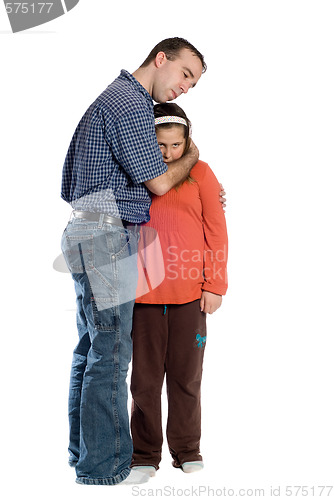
[{"xmin": 197, "ymin": 164, "xmax": 228, "ymax": 312}]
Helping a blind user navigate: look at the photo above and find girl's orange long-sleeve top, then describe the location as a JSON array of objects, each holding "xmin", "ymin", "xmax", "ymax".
[{"xmin": 135, "ymin": 160, "xmax": 228, "ymax": 304}]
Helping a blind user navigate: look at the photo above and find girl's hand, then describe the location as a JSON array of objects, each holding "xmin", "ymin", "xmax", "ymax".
[
  {"xmin": 219, "ymin": 183, "xmax": 226, "ymax": 212},
  {"xmin": 200, "ymin": 291, "xmax": 222, "ymax": 314}
]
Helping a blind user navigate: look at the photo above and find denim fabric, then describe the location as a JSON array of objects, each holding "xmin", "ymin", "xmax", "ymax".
[{"xmin": 61, "ymin": 218, "xmax": 139, "ymax": 485}]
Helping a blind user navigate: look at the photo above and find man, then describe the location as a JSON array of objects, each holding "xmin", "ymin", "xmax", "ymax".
[{"xmin": 61, "ymin": 37, "xmax": 206, "ymax": 485}]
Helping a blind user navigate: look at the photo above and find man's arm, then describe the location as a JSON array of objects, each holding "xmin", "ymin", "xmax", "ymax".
[{"xmin": 144, "ymin": 141, "xmax": 199, "ymax": 196}]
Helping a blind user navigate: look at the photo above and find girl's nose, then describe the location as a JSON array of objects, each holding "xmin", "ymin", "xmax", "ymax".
[{"xmin": 163, "ymin": 148, "xmax": 172, "ymax": 159}]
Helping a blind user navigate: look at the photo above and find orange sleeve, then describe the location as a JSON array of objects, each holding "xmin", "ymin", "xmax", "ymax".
[{"xmin": 197, "ymin": 165, "xmax": 228, "ymax": 295}]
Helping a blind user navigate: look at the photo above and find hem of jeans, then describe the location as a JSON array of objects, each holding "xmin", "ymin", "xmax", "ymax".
[{"xmin": 75, "ymin": 467, "xmax": 131, "ymax": 485}]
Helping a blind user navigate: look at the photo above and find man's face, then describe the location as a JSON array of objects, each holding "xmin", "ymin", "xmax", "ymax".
[{"xmin": 152, "ymin": 48, "xmax": 203, "ymax": 103}]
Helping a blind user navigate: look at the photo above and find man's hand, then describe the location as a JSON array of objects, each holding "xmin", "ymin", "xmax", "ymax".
[
  {"xmin": 200, "ymin": 291, "xmax": 222, "ymax": 314},
  {"xmin": 187, "ymin": 139, "xmax": 199, "ymax": 164},
  {"xmin": 219, "ymin": 183, "xmax": 226, "ymax": 212}
]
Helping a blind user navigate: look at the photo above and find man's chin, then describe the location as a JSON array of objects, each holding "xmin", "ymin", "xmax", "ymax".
[{"xmin": 155, "ymin": 93, "xmax": 175, "ymax": 104}]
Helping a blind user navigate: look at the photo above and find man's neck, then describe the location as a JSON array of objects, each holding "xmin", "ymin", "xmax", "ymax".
[{"xmin": 132, "ymin": 67, "xmax": 153, "ymax": 97}]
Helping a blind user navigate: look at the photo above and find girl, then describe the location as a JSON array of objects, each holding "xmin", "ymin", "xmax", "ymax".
[{"xmin": 130, "ymin": 103, "xmax": 228, "ymax": 476}]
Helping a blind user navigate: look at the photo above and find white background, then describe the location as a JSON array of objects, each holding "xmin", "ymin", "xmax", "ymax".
[{"xmin": 1, "ymin": 1, "xmax": 333, "ymax": 498}]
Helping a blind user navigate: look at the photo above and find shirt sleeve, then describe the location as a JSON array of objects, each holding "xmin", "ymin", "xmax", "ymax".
[
  {"xmin": 197, "ymin": 164, "xmax": 228, "ymax": 295},
  {"xmin": 111, "ymin": 109, "xmax": 167, "ymax": 185}
]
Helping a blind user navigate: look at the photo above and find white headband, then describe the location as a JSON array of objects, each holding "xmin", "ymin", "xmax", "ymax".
[{"xmin": 154, "ymin": 116, "xmax": 188, "ymax": 127}]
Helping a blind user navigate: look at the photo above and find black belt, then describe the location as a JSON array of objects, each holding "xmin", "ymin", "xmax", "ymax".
[{"xmin": 71, "ymin": 211, "xmax": 138, "ymax": 229}]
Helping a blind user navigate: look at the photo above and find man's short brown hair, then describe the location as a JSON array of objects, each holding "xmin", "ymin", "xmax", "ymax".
[{"xmin": 140, "ymin": 37, "xmax": 207, "ymax": 73}]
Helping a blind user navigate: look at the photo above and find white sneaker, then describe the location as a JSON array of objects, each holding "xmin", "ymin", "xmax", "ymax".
[
  {"xmin": 131, "ymin": 466, "xmax": 156, "ymax": 477},
  {"xmin": 181, "ymin": 461, "xmax": 204, "ymax": 473},
  {"xmin": 121, "ymin": 470, "xmax": 150, "ymax": 485}
]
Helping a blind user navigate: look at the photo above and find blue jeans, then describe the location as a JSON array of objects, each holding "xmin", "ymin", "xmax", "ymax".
[{"xmin": 61, "ymin": 217, "xmax": 139, "ymax": 485}]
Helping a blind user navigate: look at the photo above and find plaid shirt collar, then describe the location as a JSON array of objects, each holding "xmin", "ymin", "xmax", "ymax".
[{"xmin": 119, "ymin": 70, "xmax": 153, "ymax": 104}]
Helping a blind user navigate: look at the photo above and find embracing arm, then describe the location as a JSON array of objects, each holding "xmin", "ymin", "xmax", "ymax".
[{"xmin": 144, "ymin": 140, "xmax": 199, "ymax": 196}]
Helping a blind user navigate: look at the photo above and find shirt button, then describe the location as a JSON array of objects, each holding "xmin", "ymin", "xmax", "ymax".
[{"xmin": 111, "ymin": 255, "xmax": 116, "ymax": 260}]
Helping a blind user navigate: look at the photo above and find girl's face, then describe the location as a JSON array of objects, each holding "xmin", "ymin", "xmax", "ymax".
[{"xmin": 156, "ymin": 126, "xmax": 186, "ymax": 163}]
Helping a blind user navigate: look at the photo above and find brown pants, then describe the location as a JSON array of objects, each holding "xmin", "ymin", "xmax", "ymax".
[{"xmin": 130, "ymin": 300, "xmax": 206, "ymax": 470}]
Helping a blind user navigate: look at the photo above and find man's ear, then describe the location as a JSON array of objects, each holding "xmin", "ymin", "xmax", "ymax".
[{"xmin": 155, "ymin": 51, "xmax": 168, "ymax": 68}]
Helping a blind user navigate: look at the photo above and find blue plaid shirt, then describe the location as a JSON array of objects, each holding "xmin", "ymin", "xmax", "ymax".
[{"xmin": 61, "ymin": 70, "xmax": 167, "ymax": 223}]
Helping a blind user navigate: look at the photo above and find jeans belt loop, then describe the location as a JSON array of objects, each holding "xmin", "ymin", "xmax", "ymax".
[{"xmin": 98, "ymin": 213, "xmax": 104, "ymax": 229}]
